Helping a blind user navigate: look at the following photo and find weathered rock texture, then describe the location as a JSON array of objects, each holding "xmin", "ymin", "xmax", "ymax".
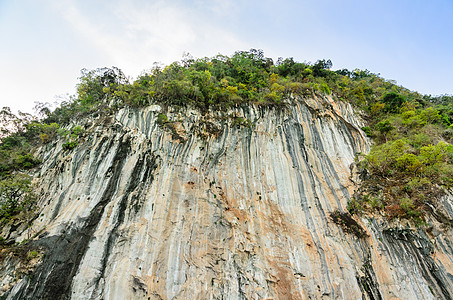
[{"xmin": 1, "ymin": 96, "xmax": 453, "ymax": 299}]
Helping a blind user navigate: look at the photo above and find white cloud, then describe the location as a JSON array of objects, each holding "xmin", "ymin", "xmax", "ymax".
[
  {"xmin": 50, "ymin": 0, "xmax": 247, "ymax": 77},
  {"xmin": 1, "ymin": 0, "xmax": 250, "ymax": 114}
]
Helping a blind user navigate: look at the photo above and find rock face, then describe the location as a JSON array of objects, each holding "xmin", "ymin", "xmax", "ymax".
[{"xmin": 1, "ymin": 96, "xmax": 453, "ymax": 299}]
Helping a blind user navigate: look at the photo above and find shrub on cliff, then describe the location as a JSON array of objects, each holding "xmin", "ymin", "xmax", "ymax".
[
  {"xmin": 0, "ymin": 173, "xmax": 36, "ymax": 224},
  {"xmin": 382, "ymin": 92, "xmax": 406, "ymax": 113}
]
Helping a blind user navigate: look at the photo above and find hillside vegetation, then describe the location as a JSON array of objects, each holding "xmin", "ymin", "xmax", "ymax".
[{"xmin": 1, "ymin": 49, "xmax": 453, "ymax": 231}]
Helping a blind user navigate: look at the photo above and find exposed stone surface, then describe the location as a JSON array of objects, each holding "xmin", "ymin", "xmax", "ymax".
[{"xmin": 1, "ymin": 96, "xmax": 453, "ymax": 299}]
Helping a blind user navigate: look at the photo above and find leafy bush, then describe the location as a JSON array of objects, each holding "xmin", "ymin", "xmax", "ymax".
[
  {"xmin": 382, "ymin": 92, "xmax": 406, "ymax": 113},
  {"xmin": 71, "ymin": 125, "xmax": 83, "ymax": 136},
  {"xmin": 320, "ymin": 83, "xmax": 331, "ymax": 95},
  {"xmin": 375, "ymin": 120, "xmax": 394, "ymax": 135},
  {"xmin": 27, "ymin": 250, "xmax": 39, "ymax": 260},
  {"xmin": 361, "ymin": 126, "xmax": 372, "ymax": 137},
  {"xmin": 0, "ymin": 173, "xmax": 36, "ymax": 223},
  {"xmin": 0, "ymin": 114, "xmax": 42, "ymax": 178},
  {"xmin": 62, "ymin": 141, "xmax": 78, "ymax": 151},
  {"xmin": 13, "ymin": 154, "xmax": 40, "ymax": 170},
  {"xmin": 26, "ymin": 122, "xmax": 60, "ymax": 143},
  {"xmin": 156, "ymin": 114, "xmax": 168, "ymax": 125},
  {"xmin": 58, "ymin": 125, "xmax": 84, "ymax": 151}
]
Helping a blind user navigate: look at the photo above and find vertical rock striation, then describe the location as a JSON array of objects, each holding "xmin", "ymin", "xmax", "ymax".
[{"xmin": 1, "ymin": 96, "xmax": 453, "ymax": 299}]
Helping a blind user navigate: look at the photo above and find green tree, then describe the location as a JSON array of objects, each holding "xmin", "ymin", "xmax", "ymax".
[
  {"xmin": 375, "ymin": 119, "xmax": 394, "ymax": 141},
  {"xmin": 77, "ymin": 67, "xmax": 127, "ymax": 107},
  {"xmin": 312, "ymin": 59, "xmax": 333, "ymax": 78},
  {"xmin": 382, "ymin": 92, "xmax": 406, "ymax": 113},
  {"xmin": 0, "ymin": 173, "xmax": 36, "ymax": 222}
]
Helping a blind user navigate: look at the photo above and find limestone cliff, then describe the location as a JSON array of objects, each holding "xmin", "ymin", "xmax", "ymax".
[{"xmin": 1, "ymin": 95, "xmax": 453, "ymax": 299}]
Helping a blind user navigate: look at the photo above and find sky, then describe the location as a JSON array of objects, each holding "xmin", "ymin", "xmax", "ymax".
[{"xmin": 1, "ymin": 0, "xmax": 452, "ymax": 114}]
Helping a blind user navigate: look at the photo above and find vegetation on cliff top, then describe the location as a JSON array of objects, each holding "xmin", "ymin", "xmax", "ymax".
[
  {"xmin": 39, "ymin": 49, "xmax": 427, "ymax": 123},
  {"xmin": 1, "ymin": 49, "xmax": 453, "ymax": 228}
]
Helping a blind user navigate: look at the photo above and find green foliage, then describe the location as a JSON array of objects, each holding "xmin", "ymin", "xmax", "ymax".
[
  {"xmin": 375, "ymin": 120, "xmax": 394, "ymax": 135},
  {"xmin": 312, "ymin": 59, "xmax": 333, "ymax": 78},
  {"xmin": 354, "ymin": 85, "xmax": 452, "ymax": 223},
  {"xmin": 399, "ymin": 197, "xmax": 413, "ymax": 211},
  {"xmin": 396, "ymin": 153, "xmax": 422, "ymax": 173},
  {"xmin": 77, "ymin": 67, "xmax": 127, "ymax": 107},
  {"xmin": 60, "ymin": 125, "xmax": 84, "ymax": 151},
  {"xmin": 231, "ymin": 117, "xmax": 252, "ymax": 128},
  {"xmin": 275, "ymin": 57, "xmax": 309, "ymax": 78},
  {"xmin": 402, "ymin": 110, "xmax": 427, "ymax": 128},
  {"xmin": 35, "ymin": 50, "xmax": 429, "ymax": 127},
  {"xmin": 27, "ymin": 250, "xmax": 39, "ymax": 260},
  {"xmin": 419, "ymin": 107, "xmax": 441, "ymax": 124},
  {"xmin": 320, "ymin": 83, "xmax": 331, "ymax": 95},
  {"xmin": 0, "ymin": 107, "xmax": 35, "ymax": 138},
  {"xmin": 71, "ymin": 125, "xmax": 83, "ymax": 136},
  {"xmin": 0, "ymin": 111, "xmax": 43, "ymax": 178},
  {"xmin": 13, "ymin": 154, "xmax": 40, "ymax": 170},
  {"xmin": 156, "ymin": 114, "xmax": 168, "ymax": 125},
  {"xmin": 56, "ymin": 49, "xmax": 345, "ymax": 114},
  {"xmin": 26, "ymin": 122, "xmax": 60, "ymax": 143},
  {"xmin": 361, "ymin": 126, "xmax": 372, "ymax": 137},
  {"xmin": 382, "ymin": 92, "xmax": 406, "ymax": 113},
  {"xmin": 358, "ymin": 129, "xmax": 453, "ymax": 220},
  {"xmin": 0, "ymin": 134, "xmax": 26, "ymax": 151},
  {"xmin": 364, "ymin": 140, "xmax": 452, "ymax": 181},
  {"xmin": 0, "ymin": 173, "xmax": 36, "ymax": 223},
  {"xmin": 62, "ymin": 141, "xmax": 78, "ymax": 151}
]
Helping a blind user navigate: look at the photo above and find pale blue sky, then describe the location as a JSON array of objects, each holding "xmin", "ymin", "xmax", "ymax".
[{"xmin": 1, "ymin": 0, "xmax": 452, "ymax": 113}]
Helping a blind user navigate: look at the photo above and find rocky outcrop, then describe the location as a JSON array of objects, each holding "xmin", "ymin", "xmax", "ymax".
[{"xmin": 1, "ymin": 95, "xmax": 453, "ymax": 299}]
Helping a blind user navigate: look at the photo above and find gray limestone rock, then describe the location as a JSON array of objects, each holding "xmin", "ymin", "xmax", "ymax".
[{"xmin": 1, "ymin": 96, "xmax": 452, "ymax": 299}]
